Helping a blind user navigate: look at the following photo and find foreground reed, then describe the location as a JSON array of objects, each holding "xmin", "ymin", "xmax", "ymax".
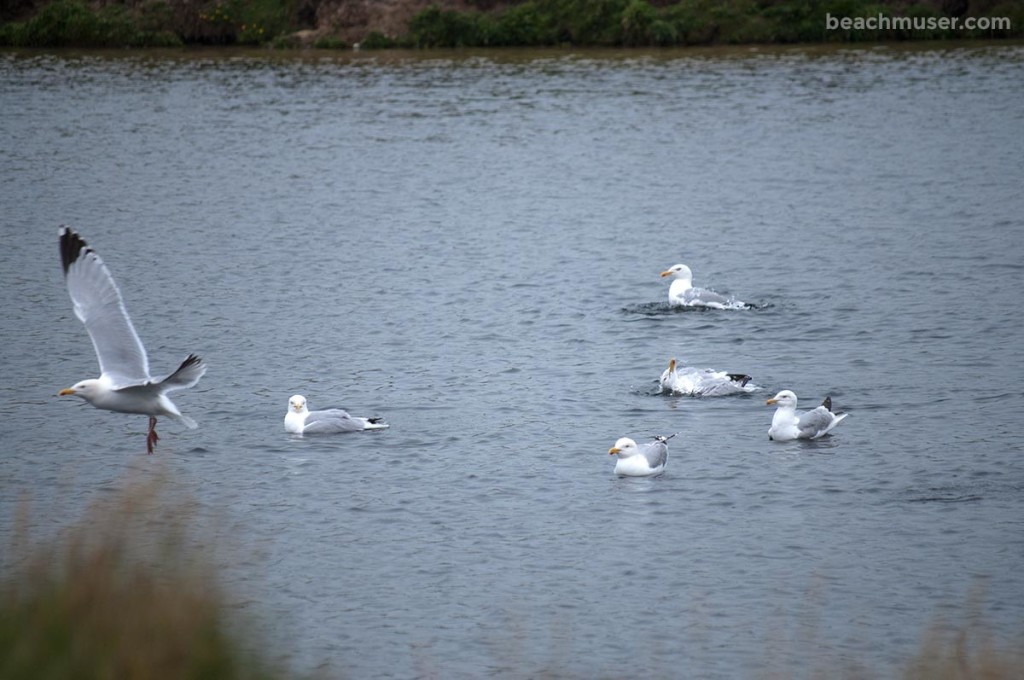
[
  {"xmin": 902, "ymin": 615, "xmax": 1024, "ymax": 680},
  {"xmin": 0, "ymin": 477, "xmax": 277, "ymax": 680}
]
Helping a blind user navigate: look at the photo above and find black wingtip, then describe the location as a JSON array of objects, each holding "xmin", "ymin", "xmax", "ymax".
[
  {"xmin": 822, "ymin": 396, "xmax": 833, "ymax": 412},
  {"xmin": 178, "ymin": 354, "xmax": 204, "ymax": 370},
  {"xmin": 367, "ymin": 416, "xmax": 385, "ymax": 424},
  {"xmin": 727, "ymin": 373, "xmax": 752, "ymax": 387},
  {"xmin": 59, "ymin": 225, "xmax": 88, "ymax": 276}
]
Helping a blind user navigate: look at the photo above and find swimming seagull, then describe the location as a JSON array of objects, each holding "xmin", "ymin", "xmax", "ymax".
[
  {"xmin": 766, "ymin": 390, "xmax": 848, "ymax": 441},
  {"xmin": 660, "ymin": 263, "xmax": 748, "ymax": 309},
  {"xmin": 284, "ymin": 395, "xmax": 389, "ymax": 434},
  {"xmin": 608, "ymin": 434, "xmax": 674, "ymax": 476},
  {"xmin": 659, "ymin": 357, "xmax": 756, "ymax": 397},
  {"xmin": 57, "ymin": 226, "xmax": 207, "ymax": 454}
]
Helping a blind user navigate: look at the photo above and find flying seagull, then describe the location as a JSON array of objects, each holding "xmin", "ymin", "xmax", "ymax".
[{"xmin": 57, "ymin": 226, "xmax": 207, "ymax": 454}]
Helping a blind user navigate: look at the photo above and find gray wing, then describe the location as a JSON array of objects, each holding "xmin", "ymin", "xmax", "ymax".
[
  {"xmin": 691, "ymin": 369, "xmax": 753, "ymax": 397},
  {"xmin": 797, "ymin": 406, "xmax": 836, "ymax": 439},
  {"xmin": 301, "ymin": 408, "xmax": 366, "ymax": 433},
  {"xmin": 60, "ymin": 227, "xmax": 150, "ymax": 387},
  {"xmin": 683, "ymin": 287, "xmax": 732, "ymax": 306},
  {"xmin": 696, "ymin": 380, "xmax": 745, "ymax": 397},
  {"xmin": 639, "ymin": 440, "xmax": 668, "ymax": 469}
]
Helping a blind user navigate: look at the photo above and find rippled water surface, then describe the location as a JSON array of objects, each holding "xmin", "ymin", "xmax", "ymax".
[{"xmin": 2, "ymin": 44, "xmax": 1023, "ymax": 678}]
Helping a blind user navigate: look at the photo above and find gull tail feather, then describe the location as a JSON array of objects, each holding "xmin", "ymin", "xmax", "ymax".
[
  {"xmin": 362, "ymin": 417, "xmax": 389, "ymax": 430},
  {"xmin": 177, "ymin": 413, "xmax": 198, "ymax": 429},
  {"xmin": 157, "ymin": 394, "xmax": 198, "ymax": 429}
]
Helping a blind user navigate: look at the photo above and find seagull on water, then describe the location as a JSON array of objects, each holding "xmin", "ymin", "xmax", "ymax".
[
  {"xmin": 766, "ymin": 390, "xmax": 848, "ymax": 441},
  {"xmin": 285, "ymin": 395, "xmax": 389, "ymax": 434},
  {"xmin": 660, "ymin": 263, "xmax": 749, "ymax": 309},
  {"xmin": 659, "ymin": 357, "xmax": 756, "ymax": 397},
  {"xmin": 608, "ymin": 434, "xmax": 674, "ymax": 476}
]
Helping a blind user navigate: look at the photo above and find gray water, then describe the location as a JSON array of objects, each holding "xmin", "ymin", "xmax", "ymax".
[{"xmin": 2, "ymin": 43, "xmax": 1023, "ymax": 678}]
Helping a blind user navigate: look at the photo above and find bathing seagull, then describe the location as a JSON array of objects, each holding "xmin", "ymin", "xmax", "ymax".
[
  {"xmin": 660, "ymin": 263, "xmax": 748, "ymax": 309},
  {"xmin": 57, "ymin": 226, "xmax": 207, "ymax": 454},
  {"xmin": 659, "ymin": 357, "xmax": 755, "ymax": 397},
  {"xmin": 285, "ymin": 395, "xmax": 389, "ymax": 434},
  {"xmin": 766, "ymin": 390, "xmax": 847, "ymax": 441},
  {"xmin": 608, "ymin": 434, "xmax": 673, "ymax": 476}
]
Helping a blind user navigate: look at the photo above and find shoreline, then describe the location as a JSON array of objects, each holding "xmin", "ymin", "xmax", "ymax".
[{"xmin": 3, "ymin": 38, "xmax": 1023, "ymax": 62}]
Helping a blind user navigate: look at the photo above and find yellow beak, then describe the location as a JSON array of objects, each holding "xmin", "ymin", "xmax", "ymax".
[
  {"xmin": 608, "ymin": 447, "xmax": 620, "ymax": 455},
  {"xmin": 59, "ymin": 388, "xmax": 75, "ymax": 396},
  {"xmin": 660, "ymin": 270, "xmax": 672, "ymax": 277},
  {"xmin": 766, "ymin": 398, "xmax": 777, "ymax": 405},
  {"xmin": 668, "ymin": 358, "xmax": 676, "ymax": 371}
]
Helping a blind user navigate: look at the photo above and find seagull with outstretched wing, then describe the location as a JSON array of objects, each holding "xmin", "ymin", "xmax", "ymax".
[{"xmin": 57, "ymin": 226, "xmax": 206, "ymax": 454}]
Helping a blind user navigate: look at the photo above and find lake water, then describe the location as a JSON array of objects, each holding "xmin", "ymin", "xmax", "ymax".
[{"xmin": 1, "ymin": 43, "xmax": 1023, "ymax": 678}]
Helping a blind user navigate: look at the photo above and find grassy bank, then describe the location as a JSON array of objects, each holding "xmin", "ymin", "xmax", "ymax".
[
  {"xmin": 0, "ymin": 0, "xmax": 290, "ymax": 47},
  {"xmin": 1, "ymin": 0, "xmax": 1023, "ymax": 49},
  {"xmin": 408, "ymin": 0, "xmax": 1024, "ymax": 48}
]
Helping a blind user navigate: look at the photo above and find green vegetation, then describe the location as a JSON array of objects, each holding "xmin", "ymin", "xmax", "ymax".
[
  {"xmin": 1, "ymin": 0, "xmax": 1022, "ymax": 49},
  {"xmin": 406, "ymin": 0, "xmax": 1024, "ymax": 47},
  {"xmin": 0, "ymin": 478, "xmax": 278, "ymax": 680},
  {"xmin": 0, "ymin": 0, "xmax": 181, "ymax": 47},
  {"xmin": 0, "ymin": 0, "xmax": 294, "ymax": 47}
]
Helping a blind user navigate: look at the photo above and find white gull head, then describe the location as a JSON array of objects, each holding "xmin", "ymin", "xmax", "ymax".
[{"xmin": 660, "ymin": 263, "xmax": 694, "ymax": 298}]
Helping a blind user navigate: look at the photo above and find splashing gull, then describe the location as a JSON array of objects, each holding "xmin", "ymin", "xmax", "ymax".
[
  {"xmin": 660, "ymin": 263, "xmax": 748, "ymax": 309},
  {"xmin": 608, "ymin": 434, "xmax": 674, "ymax": 476},
  {"xmin": 659, "ymin": 357, "xmax": 756, "ymax": 397},
  {"xmin": 285, "ymin": 395, "xmax": 389, "ymax": 434},
  {"xmin": 57, "ymin": 226, "xmax": 207, "ymax": 454},
  {"xmin": 766, "ymin": 390, "xmax": 848, "ymax": 441}
]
